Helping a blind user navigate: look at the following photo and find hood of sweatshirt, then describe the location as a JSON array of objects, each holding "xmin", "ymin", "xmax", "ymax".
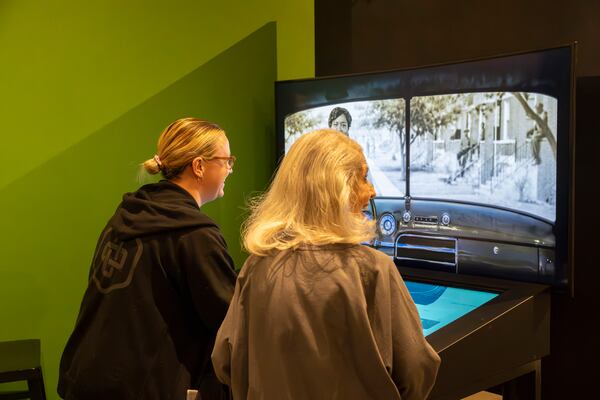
[{"xmin": 108, "ymin": 180, "xmax": 217, "ymax": 241}]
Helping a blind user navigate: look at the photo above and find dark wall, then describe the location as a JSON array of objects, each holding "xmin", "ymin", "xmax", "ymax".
[
  {"xmin": 316, "ymin": 0, "xmax": 600, "ymax": 77},
  {"xmin": 564, "ymin": 76, "xmax": 600, "ymax": 397},
  {"xmin": 315, "ymin": 0, "xmax": 600, "ymax": 398}
]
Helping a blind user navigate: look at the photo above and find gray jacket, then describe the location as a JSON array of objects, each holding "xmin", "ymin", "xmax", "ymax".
[{"xmin": 212, "ymin": 244, "xmax": 440, "ymax": 400}]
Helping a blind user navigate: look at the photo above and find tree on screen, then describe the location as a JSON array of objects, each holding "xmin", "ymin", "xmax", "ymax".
[
  {"xmin": 365, "ymin": 99, "xmax": 406, "ymax": 171},
  {"xmin": 411, "ymin": 94, "xmax": 464, "ymax": 140},
  {"xmin": 365, "ymin": 96, "xmax": 463, "ymax": 172},
  {"xmin": 284, "ymin": 112, "xmax": 319, "ymax": 147},
  {"xmin": 476, "ymin": 92, "xmax": 557, "ymax": 162},
  {"xmin": 513, "ymin": 92, "xmax": 557, "ymax": 160}
]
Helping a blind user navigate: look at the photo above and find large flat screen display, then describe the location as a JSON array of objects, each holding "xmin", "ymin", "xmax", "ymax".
[
  {"xmin": 276, "ymin": 46, "xmax": 574, "ymax": 289},
  {"xmin": 405, "ymin": 280, "xmax": 499, "ymax": 336}
]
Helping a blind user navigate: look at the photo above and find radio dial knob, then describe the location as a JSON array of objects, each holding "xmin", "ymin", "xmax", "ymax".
[
  {"xmin": 441, "ymin": 213, "xmax": 450, "ymax": 226},
  {"xmin": 402, "ymin": 211, "xmax": 411, "ymax": 224}
]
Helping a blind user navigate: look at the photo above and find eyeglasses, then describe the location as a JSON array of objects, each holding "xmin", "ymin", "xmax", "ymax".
[{"xmin": 207, "ymin": 155, "xmax": 236, "ymax": 169}]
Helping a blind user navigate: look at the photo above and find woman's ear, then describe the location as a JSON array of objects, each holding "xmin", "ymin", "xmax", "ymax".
[{"xmin": 192, "ymin": 157, "xmax": 204, "ymax": 179}]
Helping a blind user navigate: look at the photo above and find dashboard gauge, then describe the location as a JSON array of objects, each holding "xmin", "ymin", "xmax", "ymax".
[{"xmin": 378, "ymin": 213, "xmax": 397, "ymax": 236}]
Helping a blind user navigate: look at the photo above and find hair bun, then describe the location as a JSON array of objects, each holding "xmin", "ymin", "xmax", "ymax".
[{"xmin": 153, "ymin": 155, "xmax": 164, "ymax": 171}]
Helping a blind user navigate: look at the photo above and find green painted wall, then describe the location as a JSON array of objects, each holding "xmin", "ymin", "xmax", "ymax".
[
  {"xmin": 0, "ymin": 0, "xmax": 313, "ymax": 190},
  {"xmin": 0, "ymin": 1, "xmax": 313, "ymax": 398}
]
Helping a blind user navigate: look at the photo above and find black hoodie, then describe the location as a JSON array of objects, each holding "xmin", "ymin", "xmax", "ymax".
[{"xmin": 58, "ymin": 180, "xmax": 236, "ymax": 400}]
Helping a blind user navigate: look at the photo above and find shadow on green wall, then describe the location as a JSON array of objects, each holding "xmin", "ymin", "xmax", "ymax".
[{"xmin": 0, "ymin": 22, "xmax": 276, "ymax": 399}]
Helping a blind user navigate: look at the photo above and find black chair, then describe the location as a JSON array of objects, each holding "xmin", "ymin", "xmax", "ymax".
[{"xmin": 0, "ymin": 339, "xmax": 46, "ymax": 400}]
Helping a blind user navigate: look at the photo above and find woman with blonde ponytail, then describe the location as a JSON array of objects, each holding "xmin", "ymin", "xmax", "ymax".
[
  {"xmin": 59, "ymin": 118, "xmax": 237, "ymax": 400},
  {"xmin": 213, "ymin": 129, "xmax": 440, "ymax": 400}
]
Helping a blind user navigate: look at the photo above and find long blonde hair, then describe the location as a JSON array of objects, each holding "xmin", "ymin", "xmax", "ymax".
[
  {"xmin": 243, "ymin": 129, "xmax": 375, "ymax": 256},
  {"xmin": 142, "ymin": 118, "xmax": 226, "ymax": 179}
]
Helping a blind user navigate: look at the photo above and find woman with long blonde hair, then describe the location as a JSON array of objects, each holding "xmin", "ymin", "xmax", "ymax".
[
  {"xmin": 59, "ymin": 118, "xmax": 236, "ymax": 400},
  {"xmin": 212, "ymin": 129, "xmax": 440, "ymax": 400}
]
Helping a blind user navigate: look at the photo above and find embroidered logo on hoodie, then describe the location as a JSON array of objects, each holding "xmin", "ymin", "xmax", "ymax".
[{"xmin": 92, "ymin": 228, "xmax": 143, "ymax": 293}]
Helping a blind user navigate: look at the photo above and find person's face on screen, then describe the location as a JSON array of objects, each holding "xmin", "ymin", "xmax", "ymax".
[
  {"xmin": 352, "ymin": 162, "xmax": 375, "ymax": 212},
  {"xmin": 330, "ymin": 114, "xmax": 349, "ymax": 134}
]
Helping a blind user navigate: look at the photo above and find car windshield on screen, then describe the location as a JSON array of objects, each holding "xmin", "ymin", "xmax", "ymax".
[{"xmin": 285, "ymin": 92, "xmax": 557, "ymax": 222}]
